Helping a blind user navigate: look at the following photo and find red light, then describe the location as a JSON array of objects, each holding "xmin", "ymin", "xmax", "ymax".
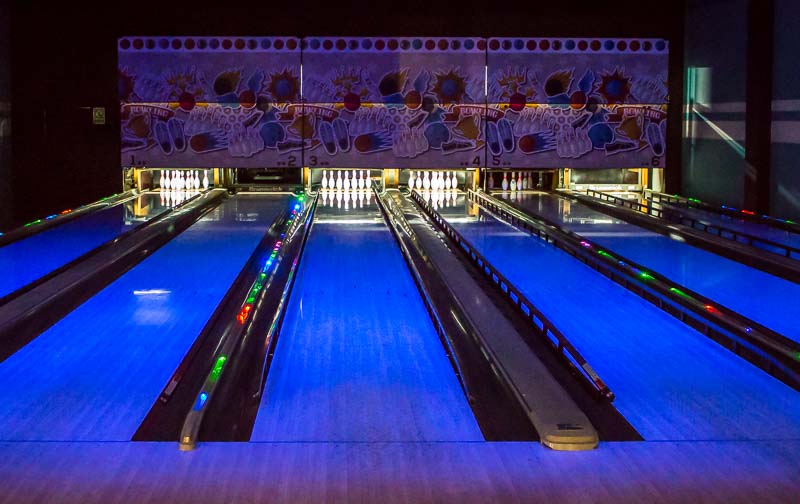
[
  {"xmin": 741, "ymin": 210, "xmax": 755, "ymax": 215},
  {"xmin": 60, "ymin": 209, "xmax": 72, "ymax": 214},
  {"xmin": 237, "ymin": 304, "xmax": 252, "ymax": 324},
  {"xmin": 704, "ymin": 305, "xmax": 717, "ymax": 313}
]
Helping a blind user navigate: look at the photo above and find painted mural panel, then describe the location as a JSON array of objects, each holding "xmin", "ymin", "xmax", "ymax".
[
  {"xmin": 486, "ymin": 38, "xmax": 669, "ymax": 169},
  {"xmin": 118, "ymin": 37, "xmax": 301, "ymax": 168},
  {"xmin": 301, "ymin": 37, "xmax": 486, "ymax": 169}
]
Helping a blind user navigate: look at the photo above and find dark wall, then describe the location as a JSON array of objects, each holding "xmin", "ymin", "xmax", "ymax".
[
  {"xmin": 9, "ymin": 0, "xmax": 682, "ymax": 223},
  {"xmin": 771, "ymin": 0, "xmax": 800, "ymax": 219},
  {"xmin": 0, "ymin": 3, "xmax": 11, "ymax": 230},
  {"xmin": 682, "ymin": 0, "xmax": 749, "ymax": 207}
]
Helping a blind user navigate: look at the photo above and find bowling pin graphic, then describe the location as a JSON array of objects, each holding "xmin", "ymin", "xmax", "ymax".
[
  {"xmin": 510, "ymin": 172, "xmax": 517, "ymax": 191},
  {"xmin": 502, "ymin": 172, "xmax": 509, "ymax": 191}
]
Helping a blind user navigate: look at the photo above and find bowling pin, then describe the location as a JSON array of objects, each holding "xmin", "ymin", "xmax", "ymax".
[
  {"xmin": 423, "ymin": 171, "xmax": 431, "ymax": 190},
  {"xmin": 364, "ymin": 170, "xmax": 372, "ymax": 189},
  {"xmin": 450, "ymin": 172, "xmax": 457, "ymax": 191},
  {"xmin": 444, "ymin": 171, "xmax": 452, "ymax": 190},
  {"xmin": 517, "ymin": 172, "xmax": 523, "ymax": 190},
  {"xmin": 527, "ymin": 172, "xmax": 534, "ymax": 190},
  {"xmin": 408, "ymin": 170, "xmax": 416, "ymax": 190},
  {"xmin": 202, "ymin": 170, "xmax": 210, "ymax": 190},
  {"xmin": 343, "ymin": 171, "xmax": 350, "ymax": 190},
  {"xmin": 336, "ymin": 170, "xmax": 343, "ymax": 190},
  {"xmin": 510, "ymin": 172, "xmax": 517, "ymax": 191},
  {"xmin": 487, "ymin": 171, "xmax": 494, "ymax": 189},
  {"xmin": 163, "ymin": 170, "xmax": 170, "ymax": 191},
  {"xmin": 502, "ymin": 172, "xmax": 508, "ymax": 191},
  {"xmin": 321, "ymin": 169, "xmax": 328, "ymax": 189}
]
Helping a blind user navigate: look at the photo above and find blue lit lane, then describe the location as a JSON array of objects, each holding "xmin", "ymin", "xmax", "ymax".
[
  {"xmin": 0, "ymin": 193, "xmax": 172, "ymax": 299},
  {"xmin": 0, "ymin": 195, "xmax": 290, "ymax": 441},
  {"xmin": 502, "ymin": 192, "xmax": 800, "ymax": 340},
  {"xmin": 440, "ymin": 197, "xmax": 800, "ymax": 441},
  {"xmin": 658, "ymin": 201, "xmax": 800, "ymax": 251},
  {"xmin": 251, "ymin": 202, "xmax": 482, "ymax": 442}
]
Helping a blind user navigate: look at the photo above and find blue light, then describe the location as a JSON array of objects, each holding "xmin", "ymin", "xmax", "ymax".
[
  {"xmin": 294, "ymin": 204, "xmax": 301, "ymax": 211},
  {"xmin": 194, "ymin": 392, "xmax": 208, "ymax": 410}
]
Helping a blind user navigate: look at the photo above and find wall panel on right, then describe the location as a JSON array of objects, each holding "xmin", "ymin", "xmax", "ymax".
[{"xmin": 771, "ymin": 0, "xmax": 800, "ymax": 219}]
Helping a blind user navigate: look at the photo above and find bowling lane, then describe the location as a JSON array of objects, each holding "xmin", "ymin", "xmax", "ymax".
[
  {"xmin": 656, "ymin": 201, "xmax": 800, "ymax": 251},
  {"xmin": 438, "ymin": 196, "xmax": 800, "ymax": 441},
  {"xmin": 250, "ymin": 199, "xmax": 482, "ymax": 442},
  {"xmin": 0, "ymin": 194, "xmax": 290, "ymax": 441},
  {"xmin": 501, "ymin": 192, "xmax": 800, "ymax": 339},
  {"xmin": 0, "ymin": 192, "xmax": 172, "ymax": 299}
]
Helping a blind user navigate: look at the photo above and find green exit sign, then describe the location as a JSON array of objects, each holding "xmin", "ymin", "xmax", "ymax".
[{"xmin": 92, "ymin": 107, "xmax": 106, "ymax": 125}]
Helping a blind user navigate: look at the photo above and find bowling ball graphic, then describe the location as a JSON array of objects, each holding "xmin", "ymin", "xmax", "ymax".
[
  {"xmin": 425, "ymin": 122, "xmax": 451, "ymax": 149},
  {"xmin": 570, "ymin": 91, "xmax": 588, "ymax": 110},
  {"xmin": 588, "ymin": 123, "xmax": 614, "ymax": 148},
  {"xmin": 344, "ymin": 92, "xmax": 361, "ymax": 112},
  {"xmin": 259, "ymin": 121, "xmax": 285, "ymax": 148},
  {"xmin": 238, "ymin": 90, "xmax": 257, "ymax": 109},
  {"xmin": 405, "ymin": 90, "xmax": 422, "ymax": 109},
  {"xmin": 509, "ymin": 92, "xmax": 526, "ymax": 112},
  {"xmin": 179, "ymin": 91, "xmax": 196, "ymax": 112}
]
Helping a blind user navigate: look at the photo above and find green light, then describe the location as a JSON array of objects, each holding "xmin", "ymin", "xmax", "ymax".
[
  {"xmin": 246, "ymin": 296, "xmax": 256, "ymax": 304},
  {"xmin": 688, "ymin": 197, "xmax": 701, "ymax": 203},
  {"xmin": 788, "ymin": 220, "xmax": 795, "ymax": 224},
  {"xmin": 670, "ymin": 287, "xmax": 691, "ymax": 299},
  {"xmin": 209, "ymin": 355, "xmax": 227, "ymax": 383},
  {"xmin": 597, "ymin": 250, "xmax": 613, "ymax": 259},
  {"xmin": 639, "ymin": 272, "xmax": 655, "ymax": 280}
]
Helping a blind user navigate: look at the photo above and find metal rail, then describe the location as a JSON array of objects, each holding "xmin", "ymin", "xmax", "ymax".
[
  {"xmin": 585, "ymin": 189, "xmax": 800, "ymax": 260},
  {"xmin": 179, "ymin": 193, "xmax": 317, "ymax": 450},
  {"xmin": 477, "ymin": 189, "xmax": 800, "ymax": 392},
  {"xmin": 410, "ymin": 189, "xmax": 614, "ymax": 401},
  {"xmin": 645, "ymin": 189, "xmax": 800, "ymax": 235}
]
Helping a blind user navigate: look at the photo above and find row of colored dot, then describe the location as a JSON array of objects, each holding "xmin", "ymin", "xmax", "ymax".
[{"xmin": 118, "ymin": 37, "xmax": 667, "ymax": 53}]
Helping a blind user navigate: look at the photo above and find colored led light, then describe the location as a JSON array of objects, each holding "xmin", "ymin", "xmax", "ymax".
[
  {"xmin": 741, "ymin": 209, "xmax": 755, "ymax": 215},
  {"xmin": 745, "ymin": 327, "xmax": 752, "ymax": 333},
  {"xmin": 787, "ymin": 220, "xmax": 795, "ymax": 224},
  {"xmin": 580, "ymin": 241, "xmax": 591, "ymax": 248},
  {"xmin": 209, "ymin": 355, "xmax": 227, "ymax": 383},
  {"xmin": 237, "ymin": 304, "xmax": 252, "ymax": 324},
  {"xmin": 60, "ymin": 209, "xmax": 73, "ymax": 214},
  {"xmin": 669, "ymin": 287, "xmax": 691, "ymax": 299},
  {"xmin": 704, "ymin": 304, "xmax": 717, "ymax": 313},
  {"xmin": 194, "ymin": 392, "xmax": 208, "ymax": 410},
  {"xmin": 597, "ymin": 250, "xmax": 613, "ymax": 259},
  {"xmin": 640, "ymin": 272, "xmax": 655, "ymax": 280}
]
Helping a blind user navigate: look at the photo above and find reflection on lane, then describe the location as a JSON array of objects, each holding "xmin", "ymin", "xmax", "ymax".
[
  {"xmin": 251, "ymin": 199, "xmax": 482, "ymax": 442},
  {"xmin": 501, "ymin": 191, "xmax": 800, "ymax": 340},
  {"xmin": 0, "ymin": 195, "xmax": 290, "ymax": 441},
  {"xmin": 435, "ymin": 195, "xmax": 800, "ymax": 441},
  {"xmin": 0, "ymin": 192, "xmax": 173, "ymax": 299}
]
